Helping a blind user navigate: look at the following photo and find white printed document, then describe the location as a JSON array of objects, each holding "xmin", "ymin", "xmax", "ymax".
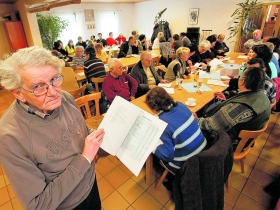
[
  {"xmin": 158, "ymin": 83, "xmax": 172, "ymax": 88},
  {"xmin": 98, "ymin": 96, "xmax": 167, "ymax": 176}
]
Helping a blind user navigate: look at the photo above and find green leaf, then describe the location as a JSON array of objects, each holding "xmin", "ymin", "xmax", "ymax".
[{"xmin": 36, "ymin": 13, "xmax": 69, "ymax": 50}]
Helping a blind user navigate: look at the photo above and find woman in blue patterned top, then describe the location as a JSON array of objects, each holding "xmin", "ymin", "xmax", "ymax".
[{"xmin": 145, "ymin": 87, "xmax": 206, "ymax": 174}]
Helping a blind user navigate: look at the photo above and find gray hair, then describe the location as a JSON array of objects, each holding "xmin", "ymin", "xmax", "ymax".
[
  {"xmin": 75, "ymin": 45, "xmax": 84, "ymax": 51},
  {"xmin": 0, "ymin": 46, "xmax": 62, "ymax": 90},
  {"xmin": 140, "ymin": 51, "xmax": 152, "ymax": 60},
  {"xmin": 108, "ymin": 58, "xmax": 121, "ymax": 70},
  {"xmin": 198, "ymin": 40, "xmax": 211, "ymax": 50}
]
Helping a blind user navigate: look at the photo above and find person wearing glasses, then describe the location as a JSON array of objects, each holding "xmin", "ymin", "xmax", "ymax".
[
  {"xmin": 130, "ymin": 51, "xmax": 168, "ymax": 98},
  {"xmin": 0, "ymin": 46, "xmax": 104, "ymax": 210},
  {"xmin": 102, "ymin": 58, "xmax": 138, "ymax": 104},
  {"xmin": 198, "ymin": 40, "xmax": 213, "ymax": 68}
]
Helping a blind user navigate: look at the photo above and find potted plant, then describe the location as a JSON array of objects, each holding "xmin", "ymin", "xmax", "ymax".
[
  {"xmin": 228, "ymin": 0, "xmax": 263, "ymax": 41},
  {"xmin": 36, "ymin": 13, "xmax": 68, "ymax": 50}
]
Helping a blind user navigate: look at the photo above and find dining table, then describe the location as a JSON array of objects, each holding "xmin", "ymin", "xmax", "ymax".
[{"xmin": 131, "ymin": 51, "xmax": 247, "ymax": 185}]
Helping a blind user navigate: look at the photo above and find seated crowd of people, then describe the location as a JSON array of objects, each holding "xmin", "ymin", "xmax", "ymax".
[{"xmin": 0, "ymin": 27, "xmax": 280, "ymax": 209}]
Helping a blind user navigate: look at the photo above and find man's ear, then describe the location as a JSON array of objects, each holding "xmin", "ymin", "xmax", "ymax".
[{"xmin": 10, "ymin": 89, "xmax": 27, "ymax": 103}]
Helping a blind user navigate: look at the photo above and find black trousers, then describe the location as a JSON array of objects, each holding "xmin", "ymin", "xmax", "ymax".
[{"xmin": 73, "ymin": 177, "xmax": 101, "ymax": 210}]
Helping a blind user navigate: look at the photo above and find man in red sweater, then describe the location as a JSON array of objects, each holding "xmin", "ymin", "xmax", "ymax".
[
  {"xmin": 102, "ymin": 58, "xmax": 138, "ymax": 104},
  {"xmin": 106, "ymin": 32, "xmax": 115, "ymax": 46}
]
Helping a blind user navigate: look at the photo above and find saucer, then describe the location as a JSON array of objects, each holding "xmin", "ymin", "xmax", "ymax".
[{"xmin": 185, "ymin": 101, "xmax": 197, "ymax": 107}]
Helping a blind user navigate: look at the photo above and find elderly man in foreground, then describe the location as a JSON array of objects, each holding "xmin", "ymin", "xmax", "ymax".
[
  {"xmin": 130, "ymin": 51, "xmax": 169, "ymax": 97},
  {"xmin": 0, "ymin": 46, "xmax": 104, "ymax": 210},
  {"xmin": 102, "ymin": 58, "xmax": 138, "ymax": 104},
  {"xmin": 244, "ymin": 29, "xmax": 263, "ymax": 54},
  {"xmin": 197, "ymin": 67, "xmax": 271, "ymax": 147}
]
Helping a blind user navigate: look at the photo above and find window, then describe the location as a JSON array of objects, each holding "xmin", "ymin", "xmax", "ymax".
[{"xmin": 97, "ymin": 11, "xmax": 119, "ymax": 38}]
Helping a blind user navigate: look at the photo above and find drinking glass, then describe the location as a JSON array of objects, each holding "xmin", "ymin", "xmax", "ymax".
[
  {"xmin": 196, "ymin": 79, "xmax": 202, "ymax": 92},
  {"xmin": 178, "ymin": 78, "xmax": 183, "ymax": 90}
]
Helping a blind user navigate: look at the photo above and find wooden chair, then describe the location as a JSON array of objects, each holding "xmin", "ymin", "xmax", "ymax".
[
  {"xmin": 226, "ymin": 122, "xmax": 268, "ymax": 190},
  {"xmin": 61, "ymin": 67, "xmax": 79, "ymax": 91},
  {"xmin": 75, "ymin": 92, "xmax": 104, "ymax": 127},
  {"xmin": 66, "ymin": 84, "xmax": 86, "ymax": 99},
  {"xmin": 75, "ymin": 92, "xmax": 105, "ymax": 163},
  {"xmin": 91, "ymin": 77, "xmax": 105, "ymax": 93},
  {"xmin": 155, "ymin": 168, "xmax": 170, "ymax": 190}
]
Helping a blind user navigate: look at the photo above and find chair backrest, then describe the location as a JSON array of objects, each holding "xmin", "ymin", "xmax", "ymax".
[
  {"xmin": 91, "ymin": 77, "xmax": 105, "ymax": 92},
  {"xmin": 66, "ymin": 84, "xmax": 86, "ymax": 99},
  {"xmin": 235, "ymin": 122, "xmax": 268, "ymax": 156},
  {"xmin": 163, "ymin": 54, "xmax": 176, "ymax": 61},
  {"xmin": 75, "ymin": 92, "xmax": 101, "ymax": 119},
  {"xmin": 61, "ymin": 67, "xmax": 79, "ymax": 91}
]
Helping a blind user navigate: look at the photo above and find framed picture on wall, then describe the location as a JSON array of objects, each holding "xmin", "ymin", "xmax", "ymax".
[
  {"xmin": 189, "ymin": 8, "xmax": 199, "ymax": 25},
  {"xmin": 84, "ymin": 9, "xmax": 95, "ymax": 22}
]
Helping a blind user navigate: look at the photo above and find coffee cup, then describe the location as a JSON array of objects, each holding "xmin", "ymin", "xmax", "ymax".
[{"xmin": 187, "ymin": 98, "xmax": 196, "ymax": 106}]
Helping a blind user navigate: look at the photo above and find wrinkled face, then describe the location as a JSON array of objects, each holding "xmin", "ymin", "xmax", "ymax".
[
  {"xmin": 218, "ymin": 35, "xmax": 225, "ymax": 43},
  {"xmin": 75, "ymin": 48, "xmax": 84, "ymax": 57},
  {"xmin": 111, "ymin": 60, "xmax": 123, "ymax": 77},
  {"xmin": 141, "ymin": 55, "xmax": 153, "ymax": 68},
  {"xmin": 248, "ymin": 49, "xmax": 257, "ymax": 60},
  {"xmin": 253, "ymin": 31, "xmax": 261, "ymax": 39},
  {"xmin": 12, "ymin": 65, "xmax": 62, "ymax": 114}
]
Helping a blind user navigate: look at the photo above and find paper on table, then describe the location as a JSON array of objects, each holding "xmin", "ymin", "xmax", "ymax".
[
  {"xmin": 181, "ymin": 82, "xmax": 213, "ymax": 92},
  {"xmin": 237, "ymin": 55, "xmax": 248, "ymax": 59},
  {"xmin": 131, "ymin": 54, "xmax": 139, "ymax": 58},
  {"xmin": 207, "ymin": 79, "xmax": 229, "ymax": 87},
  {"xmin": 209, "ymin": 58, "xmax": 223, "ymax": 68},
  {"xmin": 158, "ymin": 83, "xmax": 172, "ymax": 88},
  {"xmin": 163, "ymin": 87, "xmax": 174, "ymax": 94},
  {"xmin": 199, "ymin": 71, "xmax": 221, "ymax": 79},
  {"xmin": 77, "ymin": 72, "xmax": 85, "ymax": 76}
]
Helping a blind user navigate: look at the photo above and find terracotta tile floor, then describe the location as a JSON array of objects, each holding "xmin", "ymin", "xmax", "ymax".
[{"xmin": 0, "ymin": 88, "xmax": 279, "ymax": 210}]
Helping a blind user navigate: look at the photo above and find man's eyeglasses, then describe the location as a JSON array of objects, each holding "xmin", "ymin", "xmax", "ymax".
[{"xmin": 21, "ymin": 75, "xmax": 64, "ymax": 96}]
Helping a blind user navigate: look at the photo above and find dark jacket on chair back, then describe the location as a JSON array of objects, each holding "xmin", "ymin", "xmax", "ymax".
[{"xmin": 173, "ymin": 130, "xmax": 233, "ymax": 210}]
